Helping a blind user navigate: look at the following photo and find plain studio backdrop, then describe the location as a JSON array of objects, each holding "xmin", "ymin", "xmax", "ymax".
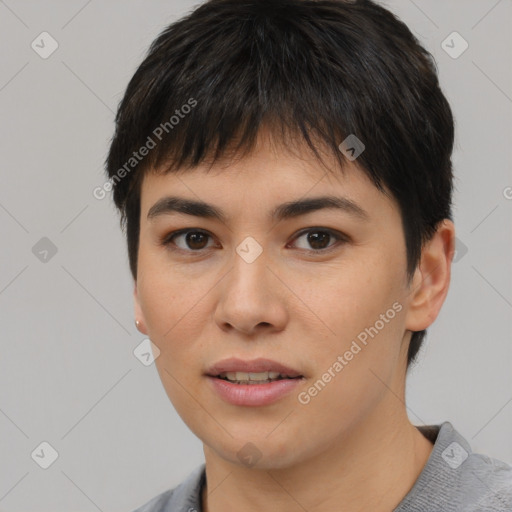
[{"xmin": 0, "ymin": 0, "xmax": 511, "ymax": 510}]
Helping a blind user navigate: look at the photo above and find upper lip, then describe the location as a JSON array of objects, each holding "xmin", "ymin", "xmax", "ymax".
[{"xmin": 205, "ymin": 358, "xmax": 303, "ymax": 378}]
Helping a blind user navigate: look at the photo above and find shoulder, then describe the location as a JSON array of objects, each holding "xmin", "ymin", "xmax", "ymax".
[
  {"xmin": 130, "ymin": 463, "xmax": 206, "ymax": 512},
  {"xmin": 435, "ymin": 422, "xmax": 512, "ymax": 510},
  {"xmin": 396, "ymin": 421, "xmax": 512, "ymax": 511},
  {"xmin": 456, "ymin": 450, "xmax": 512, "ymax": 511}
]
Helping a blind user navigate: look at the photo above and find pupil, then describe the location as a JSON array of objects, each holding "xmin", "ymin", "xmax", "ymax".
[
  {"xmin": 187, "ymin": 232, "xmax": 207, "ymax": 249},
  {"xmin": 308, "ymin": 232, "xmax": 330, "ymax": 250}
]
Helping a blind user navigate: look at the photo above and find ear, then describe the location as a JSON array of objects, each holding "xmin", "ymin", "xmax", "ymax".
[
  {"xmin": 405, "ymin": 219, "xmax": 456, "ymax": 332},
  {"xmin": 134, "ymin": 281, "xmax": 149, "ymax": 335}
]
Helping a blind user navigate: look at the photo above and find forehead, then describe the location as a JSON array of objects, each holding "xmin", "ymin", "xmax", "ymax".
[{"xmin": 138, "ymin": 128, "xmax": 397, "ymax": 224}]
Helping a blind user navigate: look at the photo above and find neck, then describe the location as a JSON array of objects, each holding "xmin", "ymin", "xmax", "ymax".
[{"xmin": 201, "ymin": 397, "xmax": 434, "ymax": 512}]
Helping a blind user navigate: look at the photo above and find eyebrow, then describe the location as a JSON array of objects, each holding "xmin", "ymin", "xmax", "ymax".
[{"xmin": 147, "ymin": 195, "xmax": 369, "ymax": 223}]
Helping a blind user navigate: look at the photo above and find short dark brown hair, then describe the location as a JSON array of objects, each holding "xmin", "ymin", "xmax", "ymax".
[{"xmin": 105, "ymin": 0, "xmax": 454, "ymax": 369}]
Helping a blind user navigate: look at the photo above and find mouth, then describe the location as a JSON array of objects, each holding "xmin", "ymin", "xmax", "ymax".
[
  {"xmin": 207, "ymin": 375, "xmax": 304, "ymax": 406},
  {"xmin": 205, "ymin": 357, "xmax": 305, "ymax": 392},
  {"xmin": 213, "ymin": 371, "xmax": 303, "ymax": 385},
  {"xmin": 205, "ymin": 357, "xmax": 304, "ymax": 383}
]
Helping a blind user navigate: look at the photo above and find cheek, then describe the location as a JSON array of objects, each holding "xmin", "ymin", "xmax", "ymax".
[
  {"xmin": 137, "ymin": 264, "xmax": 213, "ymax": 376},
  {"xmin": 302, "ymin": 254, "xmax": 406, "ymax": 387},
  {"xmin": 313, "ymin": 256, "xmax": 400, "ymax": 333},
  {"xmin": 139, "ymin": 283, "xmax": 178, "ymax": 339},
  {"xmin": 137, "ymin": 257, "xmax": 202, "ymax": 336}
]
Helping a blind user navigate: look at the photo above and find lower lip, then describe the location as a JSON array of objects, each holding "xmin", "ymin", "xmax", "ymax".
[{"xmin": 206, "ymin": 376, "xmax": 304, "ymax": 406}]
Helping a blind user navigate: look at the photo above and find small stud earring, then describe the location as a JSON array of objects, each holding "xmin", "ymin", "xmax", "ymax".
[{"xmin": 135, "ymin": 320, "xmax": 141, "ymax": 330}]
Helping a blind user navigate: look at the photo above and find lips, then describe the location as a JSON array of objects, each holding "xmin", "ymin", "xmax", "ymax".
[{"xmin": 205, "ymin": 357, "xmax": 303, "ymax": 379}]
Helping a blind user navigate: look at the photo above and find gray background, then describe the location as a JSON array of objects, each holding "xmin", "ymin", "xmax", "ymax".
[{"xmin": 0, "ymin": 0, "xmax": 511, "ymax": 510}]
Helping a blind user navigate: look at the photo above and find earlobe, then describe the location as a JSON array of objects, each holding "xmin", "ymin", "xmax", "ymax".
[
  {"xmin": 133, "ymin": 281, "xmax": 148, "ymax": 335},
  {"xmin": 405, "ymin": 219, "xmax": 456, "ymax": 332}
]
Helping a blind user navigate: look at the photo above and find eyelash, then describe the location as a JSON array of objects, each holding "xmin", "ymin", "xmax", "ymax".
[{"xmin": 160, "ymin": 227, "xmax": 349, "ymax": 256}]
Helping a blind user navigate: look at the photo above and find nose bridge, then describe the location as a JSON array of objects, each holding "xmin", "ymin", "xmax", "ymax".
[
  {"xmin": 213, "ymin": 234, "xmax": 285, "ymax": 334},
  {"xmin": 229, "ymin": 235, "xmax": 270, "ymax": 294}
]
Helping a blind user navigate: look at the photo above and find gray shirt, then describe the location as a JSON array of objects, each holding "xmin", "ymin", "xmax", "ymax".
[{"xmin": 132, "ymin": 421, "xmax": 512, "ymax": 511}]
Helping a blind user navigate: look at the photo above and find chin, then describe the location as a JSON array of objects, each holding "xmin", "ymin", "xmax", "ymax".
[{"xmin": 206, "ymin": 434, "xmax": 307, "ymax": 471}]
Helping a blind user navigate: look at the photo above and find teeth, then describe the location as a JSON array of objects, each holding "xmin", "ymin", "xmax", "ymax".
[{"xmin": 222, "ymin": 371, "xmax": 282, "ymax": 381}]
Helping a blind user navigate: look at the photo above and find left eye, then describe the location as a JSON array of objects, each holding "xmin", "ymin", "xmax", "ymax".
[
  {"xmin": 161, "ymin": 228, "xmax": 346, "ymax": 253},
  {"xmin": 291, "ymin": 228, "xmax": 346, "ymax": 252}
]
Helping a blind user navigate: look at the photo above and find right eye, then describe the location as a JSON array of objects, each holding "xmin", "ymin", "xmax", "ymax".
[{"xmin": 161, "ymin": 229, "xmax": 216, "ymax": 253}]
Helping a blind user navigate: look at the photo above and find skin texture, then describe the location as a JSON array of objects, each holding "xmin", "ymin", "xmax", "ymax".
[{"xmin": 134, "ymin": 128, "xmax": 455, "ymax": 512}]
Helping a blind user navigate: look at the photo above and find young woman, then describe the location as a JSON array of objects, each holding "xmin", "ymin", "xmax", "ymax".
[{"xmin": 105, "ymin": 1, "xmax": 512, "ymax": 510}]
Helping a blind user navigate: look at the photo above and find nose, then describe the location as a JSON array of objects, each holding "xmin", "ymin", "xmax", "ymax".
[{"xmin": 213, "ymin": 247, "xmax": 288, "ymax": 336}]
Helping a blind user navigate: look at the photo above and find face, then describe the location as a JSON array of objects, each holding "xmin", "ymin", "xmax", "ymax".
[{"xmin": 134, "ymin": 131, "xmax": 429, "ymax": 470}]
